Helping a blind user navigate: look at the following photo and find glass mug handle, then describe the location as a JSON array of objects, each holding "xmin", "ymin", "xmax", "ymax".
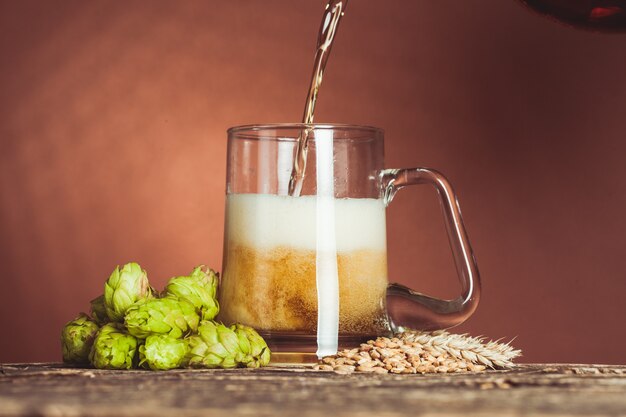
[{"xmin": 380, "ymin": 168, "xmax": 481, "ymax": 332}]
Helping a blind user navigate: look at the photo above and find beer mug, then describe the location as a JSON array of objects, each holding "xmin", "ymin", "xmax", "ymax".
[{"xmin": 218, "ymin": 124, "xmax": 480, "ymax": 362}]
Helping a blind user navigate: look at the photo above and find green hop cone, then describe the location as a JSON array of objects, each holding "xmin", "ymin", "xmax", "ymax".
[
  {"xmin": 139, "ymin": 335, "xmax": 187, "ymax": 370},
  {"xmin": 104, "ymin": 262, "xmax": 153, "ymax": 322},
  {"xmin": 61, "ymin": 313, "xmax": 99, "ymax": 365},
  {"xmin": 125, "ymin": 298, "xmax": 199, "ymax": 339},
  {"xmin": 89, "ymin": 323, "xmax": 138, "ymax": 369},
  {"xmin": 232, "ymin": 323, "xmax": 271, "ymax": 368},
  {"xmin": 184, "ymin": 321, "xmax": 241, "ymax": 368},
  {"xmin": 89, "ymin": 295, "xmax": 108, "ymax": 325},
  {"xmin": 189, "ymin": 265, "xmax": 218, "ymax": 299},
  {"xmin": 164, "ymin": 265, "xmax": 219, "ymax": 320}
]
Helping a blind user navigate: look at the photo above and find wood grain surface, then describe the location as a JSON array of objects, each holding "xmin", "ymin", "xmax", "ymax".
[{"xmin": 1, "ymin": 363, "xmax": 625, "ymax": 416}]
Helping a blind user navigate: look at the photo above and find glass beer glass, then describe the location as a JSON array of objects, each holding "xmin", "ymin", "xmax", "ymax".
[{"xmin": 219, "ymin": 124, "xmax": 480, "ymax": 362}]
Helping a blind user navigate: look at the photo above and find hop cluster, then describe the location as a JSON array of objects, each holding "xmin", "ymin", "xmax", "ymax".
[{"xmin": 60, "ymin": 262, "xmax": 271, "ymax": 371}]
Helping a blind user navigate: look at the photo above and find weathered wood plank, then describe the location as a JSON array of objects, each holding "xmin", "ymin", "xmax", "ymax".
[{"xmin": 1, "ymin": 363, "xmax": 626, "ymax": 416}]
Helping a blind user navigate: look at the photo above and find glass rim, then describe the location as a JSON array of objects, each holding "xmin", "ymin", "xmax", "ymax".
[{"xmin": 227, "ymin": 123, "xmax": 384, "ymax": 137}]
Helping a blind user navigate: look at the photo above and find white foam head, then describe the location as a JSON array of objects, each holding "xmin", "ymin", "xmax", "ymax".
[{"xmin": 225, "ymin": 193, "xmax": 387, "ymax": 252}]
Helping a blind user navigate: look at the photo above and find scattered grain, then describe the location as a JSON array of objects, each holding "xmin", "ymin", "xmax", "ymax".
[{"xmin": 316, "ymin": 329, "xmax": 521, "ymax": 375}]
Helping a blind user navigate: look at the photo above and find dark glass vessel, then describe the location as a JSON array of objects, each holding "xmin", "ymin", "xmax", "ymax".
[{"xmin": 519, "ymin": 0, "xmax": 626, "ymax": 31}]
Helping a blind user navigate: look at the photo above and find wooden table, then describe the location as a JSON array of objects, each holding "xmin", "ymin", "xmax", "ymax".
[{"xmin": 1, "ymin": 363, "xmax": 625, "ymax": 416}]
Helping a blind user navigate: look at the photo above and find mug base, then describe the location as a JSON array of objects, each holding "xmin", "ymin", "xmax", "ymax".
[
  {"xmin": 259, "ymin": 331, "xmax": 390, "ymax": 365},
  {"xmin": 269, "ymin": 352, "xmax": 319, "ymax": 365}
]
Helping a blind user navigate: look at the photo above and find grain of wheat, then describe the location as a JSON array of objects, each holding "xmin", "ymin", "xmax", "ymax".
[{"xmin": 313, "ymin": 330, "xmax": 521, "ymax": 375}]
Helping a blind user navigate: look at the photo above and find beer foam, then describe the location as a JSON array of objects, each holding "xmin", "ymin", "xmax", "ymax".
[{"xmin": 226, "ymin": 193, "xmax": 387, "ymax": 252}]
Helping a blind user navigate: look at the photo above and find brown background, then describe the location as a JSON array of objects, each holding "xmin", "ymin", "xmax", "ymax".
[{"xmin": 1, "ymin": 0, "xmax": 625, "ymax": 364}]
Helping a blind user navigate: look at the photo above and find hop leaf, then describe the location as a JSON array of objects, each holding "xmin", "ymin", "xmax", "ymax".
[
  {"xmin": 89, "ymin": 295, "xmax": 108, "ymax": 325},
  {"xmin": 184, "ymin": 321, "xmax": 241, "ymax": 368},
  {"xmin": 89, "ymin": 323, "xmax": 138, "ymax": 369},
  {"xmin": 125, "ymin": 298, "xmax": 199, "ymax": 339},
  {"xmin": 164, "ymin": 265, "xmax": 219, "ymax": 320},
  {"xmin": 231, "ymin": 323, "xmax": 271, "ymax": 368},
  {"xmin": 104, "ymin": 262, "xmax": 153, "ymax": 322},
  {"xmin": 61, "ymin": 314, "xmax": 99, "ymax": 365},
  {"xmin": 139, "ymin": 335, "xmax": 188, "ymax": 370}
]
